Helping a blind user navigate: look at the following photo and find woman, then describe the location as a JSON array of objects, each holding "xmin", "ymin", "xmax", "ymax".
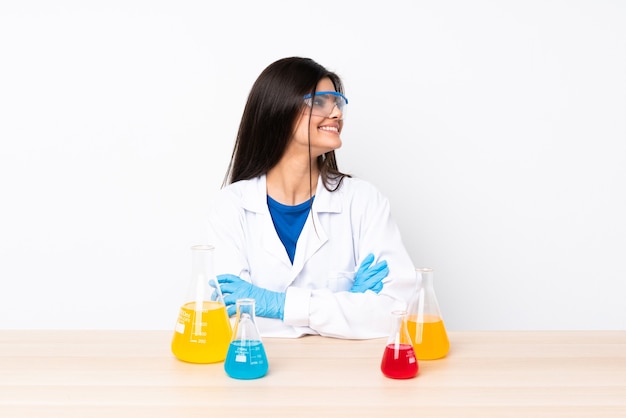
[{"xmin": 208, "ymin": 57, "xmax": 416, "ymax": 338}]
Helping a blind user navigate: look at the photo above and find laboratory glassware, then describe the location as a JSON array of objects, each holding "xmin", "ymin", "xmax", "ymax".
[
  {"xmin": 171, "ymin": 245, "xmax": 232, "ymax": 363},
  {"xmin": 407, "ymin": 268, "xmax": 450, "ymax": 360},
  {"xmin": 380, "ymin": 310, "xmax": 419, "ymax": 379},
  {"xmin": 224, "ymin": 298, "xmax": 269, "ymax": 379}
]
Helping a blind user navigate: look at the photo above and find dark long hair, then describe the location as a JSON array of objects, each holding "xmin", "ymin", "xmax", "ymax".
[{"xmin": 222, "ymin": 57, "xmax": 350, "ymax": 191}]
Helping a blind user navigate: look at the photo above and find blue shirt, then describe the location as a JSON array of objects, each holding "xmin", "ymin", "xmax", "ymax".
[{"xmin": 267, "ymin": 195, "xmax": 314, "ymax": 264}]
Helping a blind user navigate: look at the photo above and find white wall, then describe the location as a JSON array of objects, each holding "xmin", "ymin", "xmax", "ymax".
[{"xmin": 1, "ymin": 1, "xmax": 624, "ymax": 330}]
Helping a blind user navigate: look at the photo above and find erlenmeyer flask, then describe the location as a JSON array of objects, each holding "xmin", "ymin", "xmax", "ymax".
[
  {"xmin": 380, "ymin": 310, "xmax": 418, "ymax": 379},
  {"xmin": 224, "ymin": 298, "xmax": 269, "ymax": 379},
  {"xmin": 171, "ymin": 245, "xmax": 232, "ymax": 363},
  {"xmin": 407, "ymin": 268, "xmax": 450, "ymax": 360}
]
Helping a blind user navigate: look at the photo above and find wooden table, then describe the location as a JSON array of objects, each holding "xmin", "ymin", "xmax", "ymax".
[{"xmin": 1, "ymin": 330, "xmax": 625, "ymax": 417}]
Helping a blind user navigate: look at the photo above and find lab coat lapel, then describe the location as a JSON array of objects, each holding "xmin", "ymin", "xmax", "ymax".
[
  {"xmin": 260, "ymin": 212, "xmax": 292, "ymax": 267},
  {"xmin": 291, "ymin": 210, "xmax": 327, "ymax": 276},
  {"xmin": 241, "ymin": 176, "xmax": 292, "ymax": 267},
  {"xmin": 242, "ymin": 175, "xmax": 343, "ymax": 280},
  {"xmin": 290, "ymin": 178, "xmax": 341, "ymax": 276}
]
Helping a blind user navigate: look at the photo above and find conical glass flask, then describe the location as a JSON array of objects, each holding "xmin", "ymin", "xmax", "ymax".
[
  {"xmin": 171, "ymin": 245, "xmax": 232, "ymax": 363},
  {"xmin": 224, "ymin": 298, "xmax": 269, "ymax": 379},
  {"xmin": 407, "ymin": 268, "xmax": 450, "ymax": 360},
  {"xmin": 380, "ymin": 310, "xmax": 418, "ymax": 379}
]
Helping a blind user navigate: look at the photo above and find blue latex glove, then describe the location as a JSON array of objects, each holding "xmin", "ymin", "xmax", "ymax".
[
  {"xmin": 351, "ymin": 253, "xmax": 388, "ymax": 293},
  {"xmin": 217, "ymin": 274, "xmax": 286, "ymax": 319}
]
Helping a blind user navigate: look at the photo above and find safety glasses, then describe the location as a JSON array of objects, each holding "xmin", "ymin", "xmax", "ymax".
[{"xmin": 303, "ymin": 91, "xmax": 348, "ymax": 119}]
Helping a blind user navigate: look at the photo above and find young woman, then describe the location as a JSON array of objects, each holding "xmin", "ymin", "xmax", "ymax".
[{"xmin": 208, "ymin": 57, "xmax": 416, "ymax": 338}]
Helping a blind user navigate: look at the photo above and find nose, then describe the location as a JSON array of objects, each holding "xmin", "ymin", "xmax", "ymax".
[{"xmin": 328, "ymin": 103, "xmax": 343, "ymax": 120}]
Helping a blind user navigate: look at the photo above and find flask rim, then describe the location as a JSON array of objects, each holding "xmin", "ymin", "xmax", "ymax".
[
  {"xmin": 191, "ymin": 244, "xmax": 215, "ymax": 251},
  {"xmin": 236, "ymin": 298, "xmax": 255, "ymax": 306}
]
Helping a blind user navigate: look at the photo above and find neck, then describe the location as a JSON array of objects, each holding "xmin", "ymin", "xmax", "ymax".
[{"xmin": 266, "ymin": 159, "xmax": 318, "ymax": 206}]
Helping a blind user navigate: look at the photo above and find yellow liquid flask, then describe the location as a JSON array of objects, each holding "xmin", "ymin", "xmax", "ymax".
[
  {"xmin": 224, "ymin": 298, "xmax": 269, "ymax": 379},
  {"xmin": 407, "ymin": 268, "xmax": 450, "ymax": 360},
  {"xmin": 171, "ymin": 245, "xmax": 232, "ymax": 363}
]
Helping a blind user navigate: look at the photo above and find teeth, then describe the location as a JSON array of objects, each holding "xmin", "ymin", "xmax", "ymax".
[{"xmin": 319, "ymin": 126, "xmax": 338, "ymax": 132}]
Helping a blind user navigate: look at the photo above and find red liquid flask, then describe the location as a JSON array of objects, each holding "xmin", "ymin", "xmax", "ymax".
[{"xmin": 380, "ymin": 310, "xmax": 418, "ymax": 379}]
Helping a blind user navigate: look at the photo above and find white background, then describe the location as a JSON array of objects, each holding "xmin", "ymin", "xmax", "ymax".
[{"xmin": 1, "ymin": 1, "xmax": 624, "ymax": 331}]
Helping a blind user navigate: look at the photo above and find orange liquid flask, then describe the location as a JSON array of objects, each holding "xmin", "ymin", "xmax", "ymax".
[
  {"xmin": 380, "ymin": 310, "xmax": 418, "ymax": 379},
  {"xmin": 171, "ymin": 245, "xmax": 232, "ymax": 363},
  {"xmin": 407, "ymin": 268, "xmax": 450, "ymax": 360}
]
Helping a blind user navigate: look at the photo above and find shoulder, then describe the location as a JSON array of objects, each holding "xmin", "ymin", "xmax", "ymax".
[
  {"xmin": 215, "ymin": 178, "xmax": 254, "ymax": 198},
  {"xmin": 334, "ymin": 176, "xmax": 388, "ymax": 202},
  {"xmin": 209, "ymin": 176, "xmax": 265, "ymax": 214},
  {"xmin": 338, "ymin": 176, "xmax": 380, "ymax": 192},
  {"xmin": 319, "ymin": 176, "xmax": 390, "ymax": 216}
]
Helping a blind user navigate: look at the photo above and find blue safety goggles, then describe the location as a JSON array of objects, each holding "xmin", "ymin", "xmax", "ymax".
[{"xmin": 303, "ymin": 91, "xmax": 348, "ymax": 119}]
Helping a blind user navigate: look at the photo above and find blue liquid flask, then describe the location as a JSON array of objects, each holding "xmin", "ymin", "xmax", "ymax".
[{"xmin": 224, "ymin": 298, "xmax": 269, "ymax": 379}]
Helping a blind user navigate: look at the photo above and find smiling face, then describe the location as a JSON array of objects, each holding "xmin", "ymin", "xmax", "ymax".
[{"xmin": 289, "ymin": 77, "xmax": 345, "ymax": 160}]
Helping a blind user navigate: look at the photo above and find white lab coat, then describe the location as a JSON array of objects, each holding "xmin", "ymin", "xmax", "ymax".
[{"xmin": 206, "ymin": 174, "xmax": 417, "ymax": 339}]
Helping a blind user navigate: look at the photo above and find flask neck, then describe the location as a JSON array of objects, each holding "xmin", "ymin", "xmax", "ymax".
[
  {"xmin": 187, "ymin": 245, "xmax": 223, "ymax": 304},
  {"xmin": 236, "ymin": 299, "xmax": 256, "ymax": 321},
  {"xmin": 233, "ymin": 298, "xmax": 262, "ymax": 342},
  {"xmin": 191, "ymin": 244, "xmax": 215, "ymax": 278},
  {"xmin": 390, "ymin": 311, "xmax": 405, "ymax": 332},
  {"xmin": 387, "ymin": 310, "xmax": 412, "ymax": 345},
  {"xmin": 416, "ymin": 268, "xmax": 434, "ymax": 290},
  {"xmin": 411, "ymin": 268, "xmax": 443, "ymax": 320}
]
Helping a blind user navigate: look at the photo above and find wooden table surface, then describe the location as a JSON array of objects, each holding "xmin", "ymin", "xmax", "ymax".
[{"xmin": 1, "ymin": 330, "xmax": 625, "ymax": 417}]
